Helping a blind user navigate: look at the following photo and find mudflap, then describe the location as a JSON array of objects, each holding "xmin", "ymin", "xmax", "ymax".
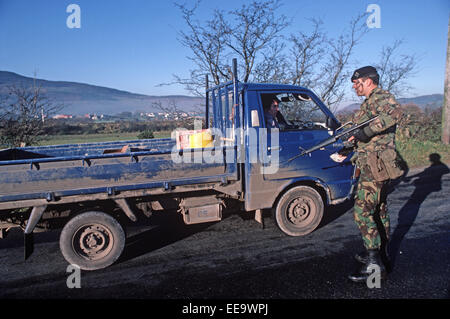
[
  {"xmin": 23, "ymin": 205, "xmax": 47, "ymax": 260},
  {"xmin": 24, "ymin": 233, "xmax": 34, "ymax": 260}
]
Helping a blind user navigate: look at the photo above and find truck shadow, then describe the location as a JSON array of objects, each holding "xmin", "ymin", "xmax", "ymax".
[
  {"xmin": 117, "ymin": 210, "xmax": 226, "ymax": 265},
  {"xmin": 388, "ymin": 153, "xmax": 450, "ymax": 268},
  {"xmin": 319, "ymin": 200, "xmax": 354, "ymax": 230}
]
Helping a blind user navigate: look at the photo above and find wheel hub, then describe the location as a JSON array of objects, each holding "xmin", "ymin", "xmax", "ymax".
[
  {"xmin": 287, "ymin": 198, "xmax": 311, "ymax": 224},
  {"xmin": 75, "ymin": 224, "xmax": 113, "ymax": 260}
]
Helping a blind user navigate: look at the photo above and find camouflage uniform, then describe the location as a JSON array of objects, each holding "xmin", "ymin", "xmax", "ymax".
[{"xmin": 351, "ymin": 87, "xmax": 403, "ymax": 250}]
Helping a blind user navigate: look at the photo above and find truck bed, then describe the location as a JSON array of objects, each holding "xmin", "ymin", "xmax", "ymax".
[{"xmin": 0, "ymin": 138, "xmax": 234, "ymax": 208}]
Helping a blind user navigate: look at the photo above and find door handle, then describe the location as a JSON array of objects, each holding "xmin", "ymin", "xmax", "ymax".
[{"xmin": 268, "ymin": 146, "xmax": 282, "ymax": 151}]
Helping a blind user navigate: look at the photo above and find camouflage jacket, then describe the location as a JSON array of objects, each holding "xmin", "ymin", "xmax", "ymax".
[{"xmin": 351, "ymin": 87, "xmax": 403, "ymax": 167}]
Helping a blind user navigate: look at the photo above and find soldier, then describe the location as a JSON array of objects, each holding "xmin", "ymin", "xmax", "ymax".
[{"xmin": 343, "ymin": 66, "xmax": 404, "ymax": 283}]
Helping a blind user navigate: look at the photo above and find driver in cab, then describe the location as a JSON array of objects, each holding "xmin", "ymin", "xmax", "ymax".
[{"xmin": 263, "ymin": 96, "xmax": 290, "ymax": 129}]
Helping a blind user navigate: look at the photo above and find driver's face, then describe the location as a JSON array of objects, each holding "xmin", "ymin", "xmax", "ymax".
[{"xmin": 269, "ymin": 100, "xmax": 279, "ymax": 116}]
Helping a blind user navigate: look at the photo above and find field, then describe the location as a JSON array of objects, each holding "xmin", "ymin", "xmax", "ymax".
[{"xmin": 40, "ymin": 131, "xmax": 172, "ymax": 146}]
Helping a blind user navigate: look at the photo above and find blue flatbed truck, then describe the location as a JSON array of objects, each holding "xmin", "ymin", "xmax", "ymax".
[{"xmin": 0, "ymin": 60, "xmax": 357, "ymax": 270}]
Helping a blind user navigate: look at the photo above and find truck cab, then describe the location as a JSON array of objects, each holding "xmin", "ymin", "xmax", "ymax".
[{"xmin": 206, "ymin": 78, "xmax": 356, "ymax": 236}]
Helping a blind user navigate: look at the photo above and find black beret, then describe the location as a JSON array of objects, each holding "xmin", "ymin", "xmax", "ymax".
[{"xmin": 351, "ymin": 66, "xmax": 378, "ymax": 82}]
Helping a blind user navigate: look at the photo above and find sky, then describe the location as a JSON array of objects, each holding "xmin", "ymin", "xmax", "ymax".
[{"xmin": 0, "ymin": 0, "xmax": 449, "ymax": 105}]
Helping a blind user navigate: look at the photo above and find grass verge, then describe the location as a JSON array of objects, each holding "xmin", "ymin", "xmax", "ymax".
[{"xmin": 396, "ymin": 138, "xmax": 450, "ymax": 168}]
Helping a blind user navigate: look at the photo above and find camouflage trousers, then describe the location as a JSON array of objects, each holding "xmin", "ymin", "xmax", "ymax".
[{"xmin": 354, "ymin": 165, "xmax": 390, "ymax": 250}]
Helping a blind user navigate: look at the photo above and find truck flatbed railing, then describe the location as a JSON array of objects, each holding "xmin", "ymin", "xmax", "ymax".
[
  {"xmin": 0, "ymin": 139, "xmax": 230, "ymax": 168},
  {"xmin": 0, "ymin": 148, "xmax": 173, "ymax": 167},
  {"xmin": 206, "ymin": 80, "xmax": 234, "ymax": 92}
]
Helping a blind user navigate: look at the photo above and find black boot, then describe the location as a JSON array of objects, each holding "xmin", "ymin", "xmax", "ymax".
[
  {"xmin": 380, "ymin": 243, "xmax": 392, "ymax": 273},
  {"xmin": 356, "ymin": 244, "xmax": 391, "ymax": 269},
  {"xmin": 348, "ymin": 249, "xmax": 387, "ymax": 283},
  {"xmin": 354, "ymin": 250, "xmax": 368, "ymax": 264}
]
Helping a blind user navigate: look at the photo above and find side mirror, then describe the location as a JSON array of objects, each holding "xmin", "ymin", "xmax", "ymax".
[{"xmin": 326, "ymin": 116, "xmax": 339, "ymax": 130}]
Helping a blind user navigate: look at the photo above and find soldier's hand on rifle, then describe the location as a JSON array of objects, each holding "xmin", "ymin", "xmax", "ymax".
[
  {"xmin": 338, "ymin": 146, "xmax": 353, "ymax": 157},
  {"xmin": 350, "ymin": 126, "xmax": 375, "ymax": 143},
  {"xmin": 343, "ymin": 139, "xmax": 355, "ymax": 148}
]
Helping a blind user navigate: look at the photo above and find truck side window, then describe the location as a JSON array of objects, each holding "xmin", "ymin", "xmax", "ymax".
[{"xmin": 277, "ymin": 93, "xmax": 328, "ymax": 130}]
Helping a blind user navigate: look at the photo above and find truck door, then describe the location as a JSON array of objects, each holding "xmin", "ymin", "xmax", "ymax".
[{"xmin": 260, "ymin": 91, "xmax": 354, "ymax": 201}]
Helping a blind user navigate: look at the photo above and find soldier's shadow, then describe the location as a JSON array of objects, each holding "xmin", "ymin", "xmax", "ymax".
[{"xmin": 389, "ymin": 153, "xmax": 449, "ymax": 268}]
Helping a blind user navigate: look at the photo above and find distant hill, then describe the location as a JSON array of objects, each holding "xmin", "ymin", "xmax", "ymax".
[
  {"xmin": 0, "ymin": 71, "xmax": 203, "ymax": 115},
  {"xmin": 338, "ymin": 93, "xmax": 444, "ymax": 114},
  {"xmin": 2, "ymin": 71, "xmax": 443, "ymax": 117}
]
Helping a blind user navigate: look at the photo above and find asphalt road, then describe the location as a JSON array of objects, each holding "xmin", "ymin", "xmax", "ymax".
[{"xmin": 0, "ymin": 162, "xmax": 449, "ymax": 303}]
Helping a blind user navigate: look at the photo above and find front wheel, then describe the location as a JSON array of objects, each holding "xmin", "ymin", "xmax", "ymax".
[
  {"xmin": 60, "ymin": 211, "xmax": 125, "ymax": 271},
  {"xmin": 274, "ymin": 186, "xmax": 324, "ymax": 236}
]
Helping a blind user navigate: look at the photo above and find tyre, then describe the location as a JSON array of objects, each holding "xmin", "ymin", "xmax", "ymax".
[
  {"xmin": 274, "ymin": 186, "xmax": 324, "ymax": 236},
  {"xmin": 60, "ymin": 211, "xmax": 125, "ymax": 271}
]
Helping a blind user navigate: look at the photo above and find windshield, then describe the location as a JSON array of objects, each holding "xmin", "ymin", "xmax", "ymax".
[{"xmin": 276, "ymin": 93, "xmax": 328, "ymax": 130}]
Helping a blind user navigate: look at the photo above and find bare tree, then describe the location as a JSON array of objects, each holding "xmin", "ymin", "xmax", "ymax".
[
  {"xmin": 173, "ymin": 1, "xmax": 230, "ymax": 95},
  {"xmin": 255, "ymin": 15, "xmax": 368, "ymax": 112},
  {"xmin": 287, "ymin": 19, "xmax": 326, "ymax": 88},
  {"xmin": 252, "ymin": 14, "xmax": 367, "ymax": 111},
  {"xmin": 251, "ymin": 40, "xmax": 290, "ymax": 84},
  {"xmin": 225, "ymin": 0, "xmax": 290, "ymax": 82},
  {"xmin": 316, "ymin": 14, "xmax": 368, "ymax": 109},
  {"xmin": 171, "ymin": 0, "xmax": 289, "ymax": 95},
  {"xmin": 251, "ymin": 19, "xmax": 327, "ymax": 86},
  {"xmin": 375, "ymin": 39, "xmax": 419, "ymax": 96},
  {"xmin": 0, "ymin": 84, "xmax": 63, "ymax": 147}
]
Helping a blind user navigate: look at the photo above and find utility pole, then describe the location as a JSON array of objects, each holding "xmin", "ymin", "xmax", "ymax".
[{"xmin": 443, "ymin": 16, "xmax": 450, "ymax": 144}]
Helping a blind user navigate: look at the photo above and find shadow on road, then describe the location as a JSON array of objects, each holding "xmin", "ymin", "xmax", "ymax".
[
  {"xmin": 319, "ymin": 200, "xmax": 354, "ymax": 230},
  {"xmin": 117, "ymin": 210, "xmax": 227, "ymax": 265},
  {"xmin": 389, "ymin": 153, "xmax": 450, "ymax": 267}
]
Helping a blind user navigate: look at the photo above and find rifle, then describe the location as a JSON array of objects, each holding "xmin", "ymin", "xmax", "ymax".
[{"xmin": 286, "ymin": 116, "xmax": 379, "ymax": 162}]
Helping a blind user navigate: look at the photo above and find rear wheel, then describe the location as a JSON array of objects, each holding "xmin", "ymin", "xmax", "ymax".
[
  {"xmin": 60, "ymin": 211, "xmax": 125, "ymax": 271},
  {"xmin": 274, "ymin": 186, "xmax": 324, "ymax": 236}
]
